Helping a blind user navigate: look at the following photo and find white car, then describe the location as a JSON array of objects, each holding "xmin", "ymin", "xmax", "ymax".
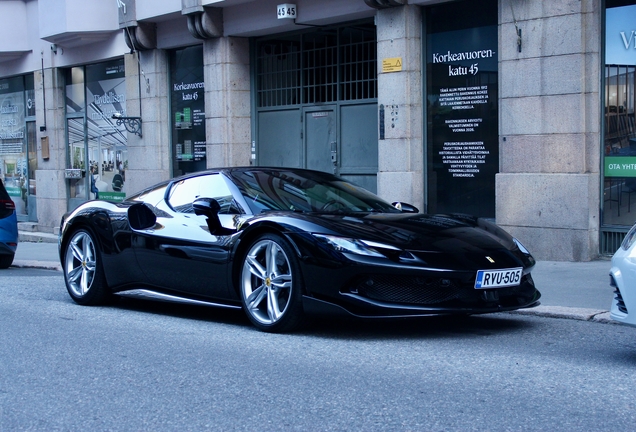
[{"xmin": 610, "ymin": 223, "xmax": 636, "ymax": 326}]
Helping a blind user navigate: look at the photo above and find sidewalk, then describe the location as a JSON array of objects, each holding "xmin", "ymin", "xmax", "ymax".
[{"xmin": 11, "ymin": 237, "xmax": 617, "ymax": 324}]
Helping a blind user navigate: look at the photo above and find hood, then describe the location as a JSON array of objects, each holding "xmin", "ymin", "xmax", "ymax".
[{"xmin": 308, "ymin": 212, "xmax": 532, "ymax": 271}]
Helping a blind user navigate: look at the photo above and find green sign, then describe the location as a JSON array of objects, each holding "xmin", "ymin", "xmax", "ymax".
[
  {"xmin": 5, "ymin": 187, "xmax": 21, "ymax": 197},
  {"xmin": 605, "ymin": 156, "xmax": 636, "ymax": 177},
  {"xmin": 98, "ymin": 192, "xmax": 126, "ymax": 202}
]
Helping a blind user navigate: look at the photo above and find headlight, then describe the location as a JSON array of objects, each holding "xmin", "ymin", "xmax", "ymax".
[
  {"xmin": 313, "ymin": 234, "xmax": 398, "ymax": 258},
  {"xmin": 513, "ymin": 237, "xmax": 530, "ymax": 254},
  {"xmin": 622, "ymin": 224, "xmax": 636, "ymax": 250}
]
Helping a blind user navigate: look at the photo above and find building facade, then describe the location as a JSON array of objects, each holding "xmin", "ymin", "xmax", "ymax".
[{"xmin": 0, "ymin": 0, "xmax": 624, "ymax": 261}]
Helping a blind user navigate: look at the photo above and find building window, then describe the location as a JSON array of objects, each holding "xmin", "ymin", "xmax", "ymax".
[
  {"xmin": 65, "ymin": 59, "xmax": 127, "ymax": 205},
  {"xmin": 0, "ymin": 75, "xmax": 31, "ymax": 217},
  {"xmin": 256, "ymin": 22, "xmax": 377, "ymax": 108}
]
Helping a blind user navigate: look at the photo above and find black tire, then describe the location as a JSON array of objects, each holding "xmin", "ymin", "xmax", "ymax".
[
  {"xmin": 62, "ymin": 228, "xmax": 111, "ymax": 305},
  {"xmin": 239, "ymin": 233, "xmax": 305, "ymax": 333},
  {"xmin": 0, "ymin": 253, "xmax": 14, "ymax": 269}
]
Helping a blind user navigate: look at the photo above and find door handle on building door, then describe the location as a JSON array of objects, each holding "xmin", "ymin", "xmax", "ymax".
[{"xmin": 330, "ymin": 141, "xmax": 337, "ymax": 174}]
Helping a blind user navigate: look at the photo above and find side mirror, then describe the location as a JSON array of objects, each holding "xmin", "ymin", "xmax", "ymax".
[
  {"xmin": 193, "ymin": 197, "xmax": 235, "ymax": 235},
  {"xmin": 128, "ymin": 203, "xmax": 157, "ymax": 230},
  {"xmin": 392, "ymin": 201, "xmax": 419, "ymax": 213},
  {"xmin": 193, "ymin": 197, "xmax": 221, "ymax": 217}
]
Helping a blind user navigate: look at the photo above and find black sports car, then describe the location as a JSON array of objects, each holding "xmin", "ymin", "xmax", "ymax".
[{"xmin": 59, "ymin": 167, "xmax": 540, "ymax": 332}]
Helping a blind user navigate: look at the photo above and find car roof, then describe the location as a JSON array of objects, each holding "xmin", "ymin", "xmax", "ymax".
[
  {"xmin": 126, "ymin": 167, "xmax": 340, "ymax": 202},
  {"xmin": 172, "ymin": 167, "xmax": 340, "ymax": 183}
]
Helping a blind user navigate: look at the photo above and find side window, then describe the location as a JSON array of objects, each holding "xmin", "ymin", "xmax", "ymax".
[
  {"xmin": 130, "ymin": 184, "xmax": 167, "ymax": 206},
  {"xmin": 199, "ymin": 175, "xmax": 242, "ymax": 214},
  {"xmin": 168, "ymin": 176, "xmax": 206, "ymax": 213},
  {"xmin": 168, "ymin": 174, "xmax": 242, "ymax": 214}
]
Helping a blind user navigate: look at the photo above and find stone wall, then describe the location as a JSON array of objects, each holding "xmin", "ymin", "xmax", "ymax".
[
  {"xmin": 376, "ymin": 5, "xmax": 424, "ymax": 212},
  {"xmin": 496, "ymin": 0, "xmax": 601, "ymax": 261}
]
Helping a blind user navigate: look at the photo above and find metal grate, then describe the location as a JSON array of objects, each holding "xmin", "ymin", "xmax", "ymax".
[
  {"xmin": 354, "ymin": 275, "xmax": 468, "ymax": 305},
  {"xmin": 601, "ymin": 228, "xmax": 627, "ymax": 255},
  {"xmin": 303, "ymin": 31, "xmax": 338, "ymax": 104},
  {"xmin": 256, "ymin": 22, "xmax": 377, "ymax": 108},
  {"xmin": 340, "ymin": 26, "xmax": 377, "ymax": 101},
  {"xmin": 256, "ymin": 40, "xmax": 301, "ymax": 107}
]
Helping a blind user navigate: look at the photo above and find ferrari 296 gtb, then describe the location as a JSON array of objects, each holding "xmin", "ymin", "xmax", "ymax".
[{"xmin": 59, "ymin": 167, "xmax": 541, "ymax": 332}]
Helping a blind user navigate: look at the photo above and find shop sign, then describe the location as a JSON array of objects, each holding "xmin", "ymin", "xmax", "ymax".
[
  {"xmin": 606, "ymin": 5, "xmax": 636, "ymax": 65},
  {"xmin": 98, "ymin": 191, "xmax": 126, "ymax": 202},
  {"xmin": 5, "ymin": 186, "xmax": 21, "ymax": 197},
  {"xmin": 171, "ymin": 46, "xmax": 206, "ymax": 175},
  {"xmin": 605, "ymin": 156, "xmax": 636, "ymax": 177}
]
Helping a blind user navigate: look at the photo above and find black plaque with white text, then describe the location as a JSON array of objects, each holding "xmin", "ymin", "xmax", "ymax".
[{"xmin": 426, "ymin": 0, "xmax": 498, "ymax": 217}]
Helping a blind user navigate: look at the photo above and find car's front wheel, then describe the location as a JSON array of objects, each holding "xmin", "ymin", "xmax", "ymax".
[
  {"xmin": 63, "ymin": 228, "xmax": 110, "ymax": 305},
  {"xmin": 240, "ymin": 233, "xmax": 304, "ymax": 332}
]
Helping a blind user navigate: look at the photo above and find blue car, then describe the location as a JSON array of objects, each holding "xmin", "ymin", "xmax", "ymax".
[{"xmin": 0, "ymin": 180, "xmax": 18, "ymax": 269}]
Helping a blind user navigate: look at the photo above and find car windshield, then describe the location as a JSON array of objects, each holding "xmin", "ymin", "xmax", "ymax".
[{"xmin": 230, "ymin": 169, "xmax": 400, "ymax": 214}]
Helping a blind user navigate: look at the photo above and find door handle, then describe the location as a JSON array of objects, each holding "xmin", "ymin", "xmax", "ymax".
[{"xmin": 330, "ymin": 141, "xmax": 337, "ymax": 165}]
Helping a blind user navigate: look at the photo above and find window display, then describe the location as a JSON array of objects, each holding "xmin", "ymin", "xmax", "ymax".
[
  {"xmin": 66, "ymin": 59, "xmax": 127, "ymax": 203},
  {"xmin": 0, "ymin": 76, "xmax": 27, "ymax": 215},
  {"xmin": 603, "ymin": 2, "xmax": 636, "ymax": 226}
]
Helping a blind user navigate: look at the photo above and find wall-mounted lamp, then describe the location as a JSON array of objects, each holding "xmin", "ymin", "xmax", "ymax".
[
  {"xmin": 112, "ymin": 113, "xmax": 142, "ymax": 137},
  {"xmin": 50, "ymin": 44, "xmax": 58, "ymax": 54}
]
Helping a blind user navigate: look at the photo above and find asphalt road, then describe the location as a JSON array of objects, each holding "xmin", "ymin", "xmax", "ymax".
[{"xmin": 1, "ymin": 269, "xmax": 636, "ymax": 431}]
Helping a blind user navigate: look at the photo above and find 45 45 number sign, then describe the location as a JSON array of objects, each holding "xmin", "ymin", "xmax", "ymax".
[{"xmin": 277, "ymin": 4, "xmax": 297, "ymax": 19}]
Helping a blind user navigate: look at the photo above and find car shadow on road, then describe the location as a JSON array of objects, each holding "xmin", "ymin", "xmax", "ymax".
[
  {"xmin": 114, "ymin": 297, "xmax": 252, "ymax": 328},
  {"xmin": 102, "ymin": 297, "xmax": 535, "ymax": 339},
  {"xmin": 297, "ymin": 313, "xmax": 534, "ymax": 340}
]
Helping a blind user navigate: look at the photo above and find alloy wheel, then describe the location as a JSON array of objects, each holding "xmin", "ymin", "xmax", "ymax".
[
  {"xmin": 241, "ymin": 238, "xmax": 294, "ymax": 326},
  {"xmin": 64, "ymin": 230, "xmax": 97, "ymax": 298}
]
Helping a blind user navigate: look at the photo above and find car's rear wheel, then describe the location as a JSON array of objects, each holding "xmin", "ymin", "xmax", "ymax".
[
  {"xmin": 0, "ymin": 253, "xmax": 14, "ymax": 269},
  {"xmin": 63, "ymin": 229, "xmax": 110, "ymax": 305},
  {"xmin": 240, "ymin": 233, "xmax": 304, "ymax": 332}
]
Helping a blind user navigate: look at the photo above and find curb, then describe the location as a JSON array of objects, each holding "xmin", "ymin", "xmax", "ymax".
[
  {"xmin": 12, "ymin": 260, "xmax": 62, "ymax": 272},
  {"xmin": 18, "ymin": 232, "xmax": 58, "ymax": 244},
  {"xmin": 509, "ymin": 306, "xmax": 616, "ymax": 324}
]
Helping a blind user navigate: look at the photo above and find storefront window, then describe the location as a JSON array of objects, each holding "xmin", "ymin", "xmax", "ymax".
[
  {"xmin": 170, "ymin": 45, "xmax": 206, "ymax": 177},
  {"xmin": 0, "ymin": 76, "xmax": 27, "ymax": 215},
  {"xmin": 425, "ymin": 0, "xmax": 498, "ymax": 218},
  {"xmin": 65, "ymin": 59, "xmax": 127, "ymax": 206},
  {"xmin": 603, "ymin": 1, "xmax": 636, "ymax": 227}
]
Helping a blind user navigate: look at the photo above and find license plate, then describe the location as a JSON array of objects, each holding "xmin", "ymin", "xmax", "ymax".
[{"xmin": 474, "ymin": 268, "xmax": 523, "ymax": 289}]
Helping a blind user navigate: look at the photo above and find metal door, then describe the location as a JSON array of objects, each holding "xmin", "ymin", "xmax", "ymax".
[
  {"xmin": 339, "ymin": 103, "xmax": 378, "ymax": 193},
  {"xmin": 258, "ymin": 109, "xmax": 302, "ymax": 168},
  {"xmin": 304, "ymin": 106, "xmax": 336, "ymax": 174}
]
